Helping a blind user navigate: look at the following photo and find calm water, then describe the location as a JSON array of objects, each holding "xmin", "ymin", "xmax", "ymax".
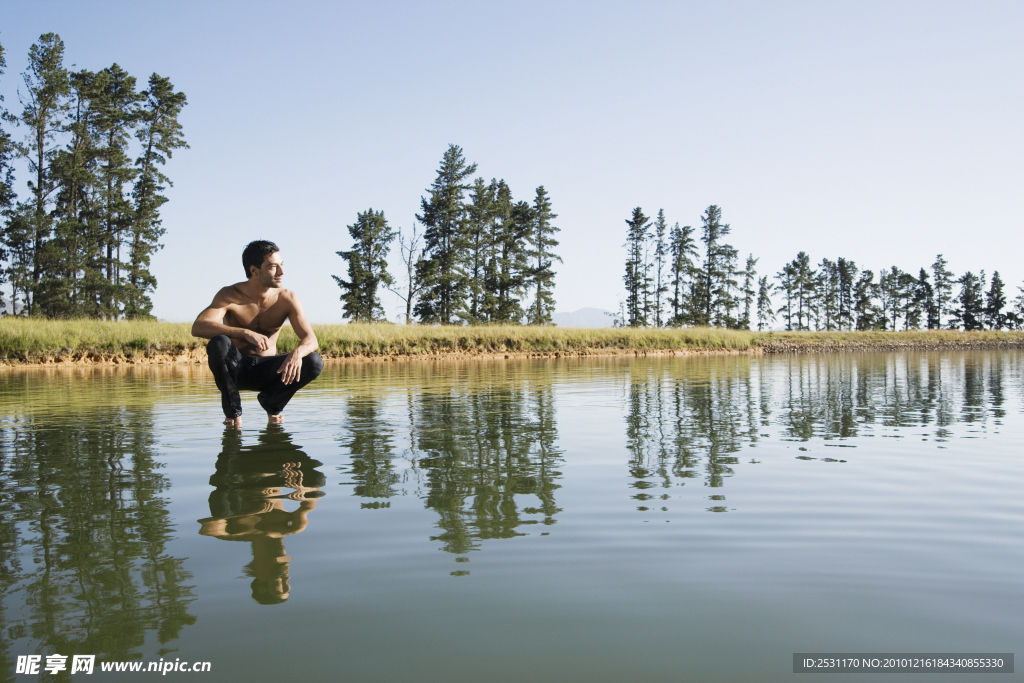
[{"xmin": 1, "ymin": 352, "xmax": 1021, "ymax": 682}]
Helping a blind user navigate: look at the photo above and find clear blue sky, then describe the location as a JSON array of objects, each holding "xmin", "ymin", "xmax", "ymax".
[{"xmin": 2, "ymin": 0, "xmax": 1022, "ymax": 323}]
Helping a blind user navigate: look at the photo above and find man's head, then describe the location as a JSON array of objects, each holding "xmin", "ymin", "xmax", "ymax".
[{"xmin": 242, "ymin": 240, "xmax": 283, "ymax": 288}]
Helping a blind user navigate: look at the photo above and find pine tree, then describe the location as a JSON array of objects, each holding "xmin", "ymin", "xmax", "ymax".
[
  {"xmin": 333, "ymin": 208, "xmax": 395, "ymax": 322},
  {"xmin": 775, "ymin": 262, "xmax": 796, "ymax": 330},
  {"xmin": 92, "ymin": 64, "xmax": 143, "ymax": 319},
  {"xmin": 739, "ymin": 254, "xmax": 757, "ymax": 330},
  {"xmin": 854, "ymin": 269, "xmax": 880, "ymax": 330},
  {"xmin": 816, "ymin": 258, "xmax": 839, "ymax": 330},
  {"xmin": 0, "ymin": 39, "xmax": 16, "ymax": 311},
  {"xmin": 897, "ymin": 269, "xmax": 920, "ymax": 329},
  {"xmin": 124, "ymin": 73, "xmax": 187, "ymax": 318},
  {"xmin": 951, "ymin": 271, "xmax": 984, "ymax": 330},
  {"xmin": 1012, "ymin": 287, "xmax": 1024, "ymax": 331},
  {"xmin": 415, "ymin": 144, "xmax": 477, "ymax": 324},
  {"xmin": 692, "ymin": 205, "xmax": 737, "ymax": 327},
  {"xmin": 462, "ymin": 177, "xmax": 494, "ymax": 324},
  {"xmin": 623, "ymin": 207, "xmax": 650, "ymax": 327},
  {"xmin": 931, "ymin": 254, "xmax": 954, "ymax": 329},
  {"xmin": 877, "ymin": 266, "xmax": 902, "ymax": 330},
  {"xmin": 667, "ymin": 222, "xmax": 696, "ymax": 326},
  {"xmin": 915, "ymin": 268, "xmax": 934, "ymax": 330},
  {"xmin": 526, "ymin": 185, "xmax": 559, "ymax": 326},
  {"xmin": 479, "ymin": 179, "xmax": 510, "ymax": 322},
  {"xmin": 15, "ymin": 33, "xmax": 70, "ymax": 314},
  {"xmin": 837, "ymin": 257, "xmax": 857, "ymax": 331},
  {"xmin": 778, "ymin": 252, "xmax": 816, "ymax": 330},
  {"xmin": 45, "ymin": 69, "xmax": 101, "ymax": 316},
  {"xmin": 489, "ymin": 198, "xmax": 532, "ymax": 323},
  {"xmin": 652, "ymin": 209, "xmax": 668, "ymax": 327},
  {"xmin": 756, "ymin": 275, "xmax": 774, "ymax": 331},
  {"xmin": 984, "ymin": 270, "xmax": 1007, "ymax": 330}
]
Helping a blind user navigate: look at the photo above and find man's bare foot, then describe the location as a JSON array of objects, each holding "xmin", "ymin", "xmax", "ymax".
[
  {"xmin": 268, "ymin": 413, "xmax": 284, "ymax": 424},
  {"xmin": 224, "ymin": 416, "xmax": 242, "ymax": 428}
]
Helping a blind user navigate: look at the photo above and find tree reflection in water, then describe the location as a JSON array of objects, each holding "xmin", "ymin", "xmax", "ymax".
[
  {"xmin": 0, "ymin": 405, "xmax": 196, "ymax": 665},
  {"xmin": 338, "ymin": 363, "xmax": 563, "ymax": 561},
  {"xmin": 623, "ymin": 352, "xmax": 1021, "ymax": 508},
  {"xmin": 198, "ymin": 426, "xmax": 325, "ymax": 605}
]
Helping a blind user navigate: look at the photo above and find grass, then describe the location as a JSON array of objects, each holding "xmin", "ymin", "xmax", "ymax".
[{"xmin": 0, "ymin": 318, "xmax": 1022, "ymax": 363}]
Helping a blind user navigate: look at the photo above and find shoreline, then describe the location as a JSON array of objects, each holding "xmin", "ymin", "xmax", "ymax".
[{"xmin": 2, "ymin": 335, "xmax": 1023, "ymax": 368}]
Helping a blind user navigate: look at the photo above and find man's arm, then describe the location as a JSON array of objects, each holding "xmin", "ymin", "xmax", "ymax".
[
  {"xmin": 191, "ymin": 287, "xmax": 271, "ymax": 351},
  {"xmin": 278, "ymin": 293, "xmax": 319, "ymax": 384}
]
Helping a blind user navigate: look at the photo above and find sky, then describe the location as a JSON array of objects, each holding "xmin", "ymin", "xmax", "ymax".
[{"xmin": 2, "ymin": 0, "xmax": 1022, "ymax": 323}]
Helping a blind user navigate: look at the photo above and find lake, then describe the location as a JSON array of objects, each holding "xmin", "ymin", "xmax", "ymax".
[{"xmin": 1, "ymin": 351, "xmax": 1021, "ymax": 681}]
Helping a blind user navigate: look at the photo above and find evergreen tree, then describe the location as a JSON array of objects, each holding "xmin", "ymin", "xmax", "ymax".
[
  {"xmin": 837, "ymin": 257, "xmax": 857, "ymax": 331},
  {"xmin": 816, "ymin": 258, "xmax": 839, "ymax": 330},
  {"xmin": 897, "ymin": 269, "xmax": 921, "ymax": 329},
  {"xmin": 652, "ymin": 209, "xmax": 668, "ymax": 327},
  {"xmin": 931, "ymin": 254, "xmax": 954, "ymax": 329},
  {"xmin": 623, "ymin": 207, "xmax": 650, "ymax": 327},
  {"xmin": 984, "ymin": 270, "xmax": 1007, "ymax": 330},
  {"xmin": 333, "ymin": 208, "xmax": 395, "ymax": 322},
  {"xmin": 526, "ymin": 185, "xmax": 559, "ymax": 325},
  {"xmin": 714, "ymin": 241, "xmax": 740, "ymax": 328},
  {"xmin": 15, "ymin": 33, "xmax": 70, "ymax": 314},
  {"xmin": 777, "ymin": 252, "xmax": 816, "ymax": 330},
  {"xmin": 1012, "ymin": 287, "xmax": 1024, "ymax": 331},
  {"xmin": 667, "ymin": 222, "xmax": 696, "ymax": 326},
  {"xmin": 487, "ymin": 198, "xmax": 532, "ymax": 323},
  {"xmin": 877, "ymin": 266, "xmax": 901, "ymax": 331},
  {"xmin": 692, "ymin": 205, "xmax": 737, "ymax": 327},
  {"xmin": 124, "ymin": 73, "xmax": 187, "ymax": 318},
  {"xmin": 1, "ymin": 35, "xmax": 186, "ymax": 319},
  {"xmin": 951, "ymin": 271, "xmax": 984, "ymax": 330},
  {"xmin": 739, "ymin": 254, "xmax": 757, "ymax": 330},
  {"xmin": 479, "ymin": 179, "xmax": 510, "ymax": 322},
  {"xmin": 415, "ymin": 144, "xmax": 477, "ymax": 324},
  {"xmin": 0, "ymin": 39, "xmax": 16, "ymax": 310},
  {"xmin": 775, "ymin": 262, "xmax": 796, "ymax": 330},
  {"xmin": 46, "ymin": 68, "xmax": 101, "ymax": 316},
  {"xmin": 854, "ymin": 269, "xmax": 880, "ymax": 330},
  {"xmin": 756, "ymin": 275, "xmax": 774, "ymax": 331},
  {"xmin": 915, "ymin": 268, "xmax": 935, "ymax": 330},
  {"xmin": 462, "ymin": 177, "xmax": 494, "ymax": 323}
]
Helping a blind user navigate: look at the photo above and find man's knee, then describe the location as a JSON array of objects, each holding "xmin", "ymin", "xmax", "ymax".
[
  {"xmin": 303, "ymin": 352, "xmax": 324, "ymax": 379},
  {"xmin": 207, "ymin": 335, "xmax": 233, "ymax": 360}
]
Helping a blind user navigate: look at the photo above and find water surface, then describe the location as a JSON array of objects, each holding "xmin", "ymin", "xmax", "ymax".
[{"xmin": 2, "ymin": 352, "xmax": 1021, "ymax": 681}]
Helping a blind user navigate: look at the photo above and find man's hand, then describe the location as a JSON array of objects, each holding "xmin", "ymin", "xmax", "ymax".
[
  {"xmin": 242, "ymin": 329, "xmax": 270, "ymax": 351},
  {"xmin": 277, "ymin": 349, "xmax": 302, "ymax": 385}
]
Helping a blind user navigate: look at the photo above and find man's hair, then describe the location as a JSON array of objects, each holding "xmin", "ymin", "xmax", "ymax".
[{"xmin": 242, "ymin": 240, "xmax": 279, "ymax": 278}]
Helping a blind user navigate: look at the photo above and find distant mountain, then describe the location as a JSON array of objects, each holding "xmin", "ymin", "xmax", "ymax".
[{"xmin": 552, "ymin": 308, "xmax": 616, "ymax": 328}]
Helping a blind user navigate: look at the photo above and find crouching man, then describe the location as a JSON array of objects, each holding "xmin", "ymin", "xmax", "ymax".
[{"xmin": 192, "ymin": 240, "xmax": 323, "ymax": 427}]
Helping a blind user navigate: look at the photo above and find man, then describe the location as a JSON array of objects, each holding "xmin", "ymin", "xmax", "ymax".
[{"xmin": 192, "ymin": 240, "xmax": 323, "ymax": 426}]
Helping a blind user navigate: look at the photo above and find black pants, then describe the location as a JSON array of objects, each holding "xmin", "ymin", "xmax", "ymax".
[{"xmin": 206, "ymin": 335, "xmax": 324, "ymax": 418}]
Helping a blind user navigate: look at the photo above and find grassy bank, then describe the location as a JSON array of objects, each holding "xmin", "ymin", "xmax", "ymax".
[{"xmin": 1, "ymin": 319, "xmax": 1023, "ymax": 364}]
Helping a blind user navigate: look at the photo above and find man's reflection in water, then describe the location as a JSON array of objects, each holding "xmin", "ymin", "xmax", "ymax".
[{"xmin": 197, "ymin": 426, "xmax": 325, "ymax": 605}]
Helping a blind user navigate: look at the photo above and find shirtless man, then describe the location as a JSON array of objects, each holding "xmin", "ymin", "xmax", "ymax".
[{"xmin": 192, "ymin": 240, "xmax": 323, "ymax": 427}]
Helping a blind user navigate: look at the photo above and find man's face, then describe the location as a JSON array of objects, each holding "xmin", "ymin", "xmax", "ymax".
[{"xmin": 252, "ymin": 251, "xmax": 284, "ymax": 288}]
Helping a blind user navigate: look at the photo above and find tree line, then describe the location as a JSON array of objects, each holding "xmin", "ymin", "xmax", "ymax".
[
  {"xmin": 620, "ymin": 204, "xmax": 768, "ymax": 330},
  {"xmin": 334, "ymin": 144, "xmax": 560, "ymax": 325},
  {"xmin": 0, "ymin": 33, "xmax": 187, "ymax": 319},
  {"xmin": 620, "ymin": 205, "xmax": 1024, "ymax": 331},
  {"xmin": 772, "ymin": 253, "xmax": 1023, "ymax": 331}
]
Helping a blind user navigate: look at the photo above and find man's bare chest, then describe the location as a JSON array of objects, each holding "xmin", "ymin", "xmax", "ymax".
[{"xmin": 226, "ymin": 300, "xmax": 289, "ymax": 335}]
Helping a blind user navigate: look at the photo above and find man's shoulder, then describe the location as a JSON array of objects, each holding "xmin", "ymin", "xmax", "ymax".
[
  {"xmin": 211, "ymin": 283, "xmax": 248, "ymax": 304},
  {"xmin": 276, "ymin": 288, "xmax": 302, "ymax": 307}
]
